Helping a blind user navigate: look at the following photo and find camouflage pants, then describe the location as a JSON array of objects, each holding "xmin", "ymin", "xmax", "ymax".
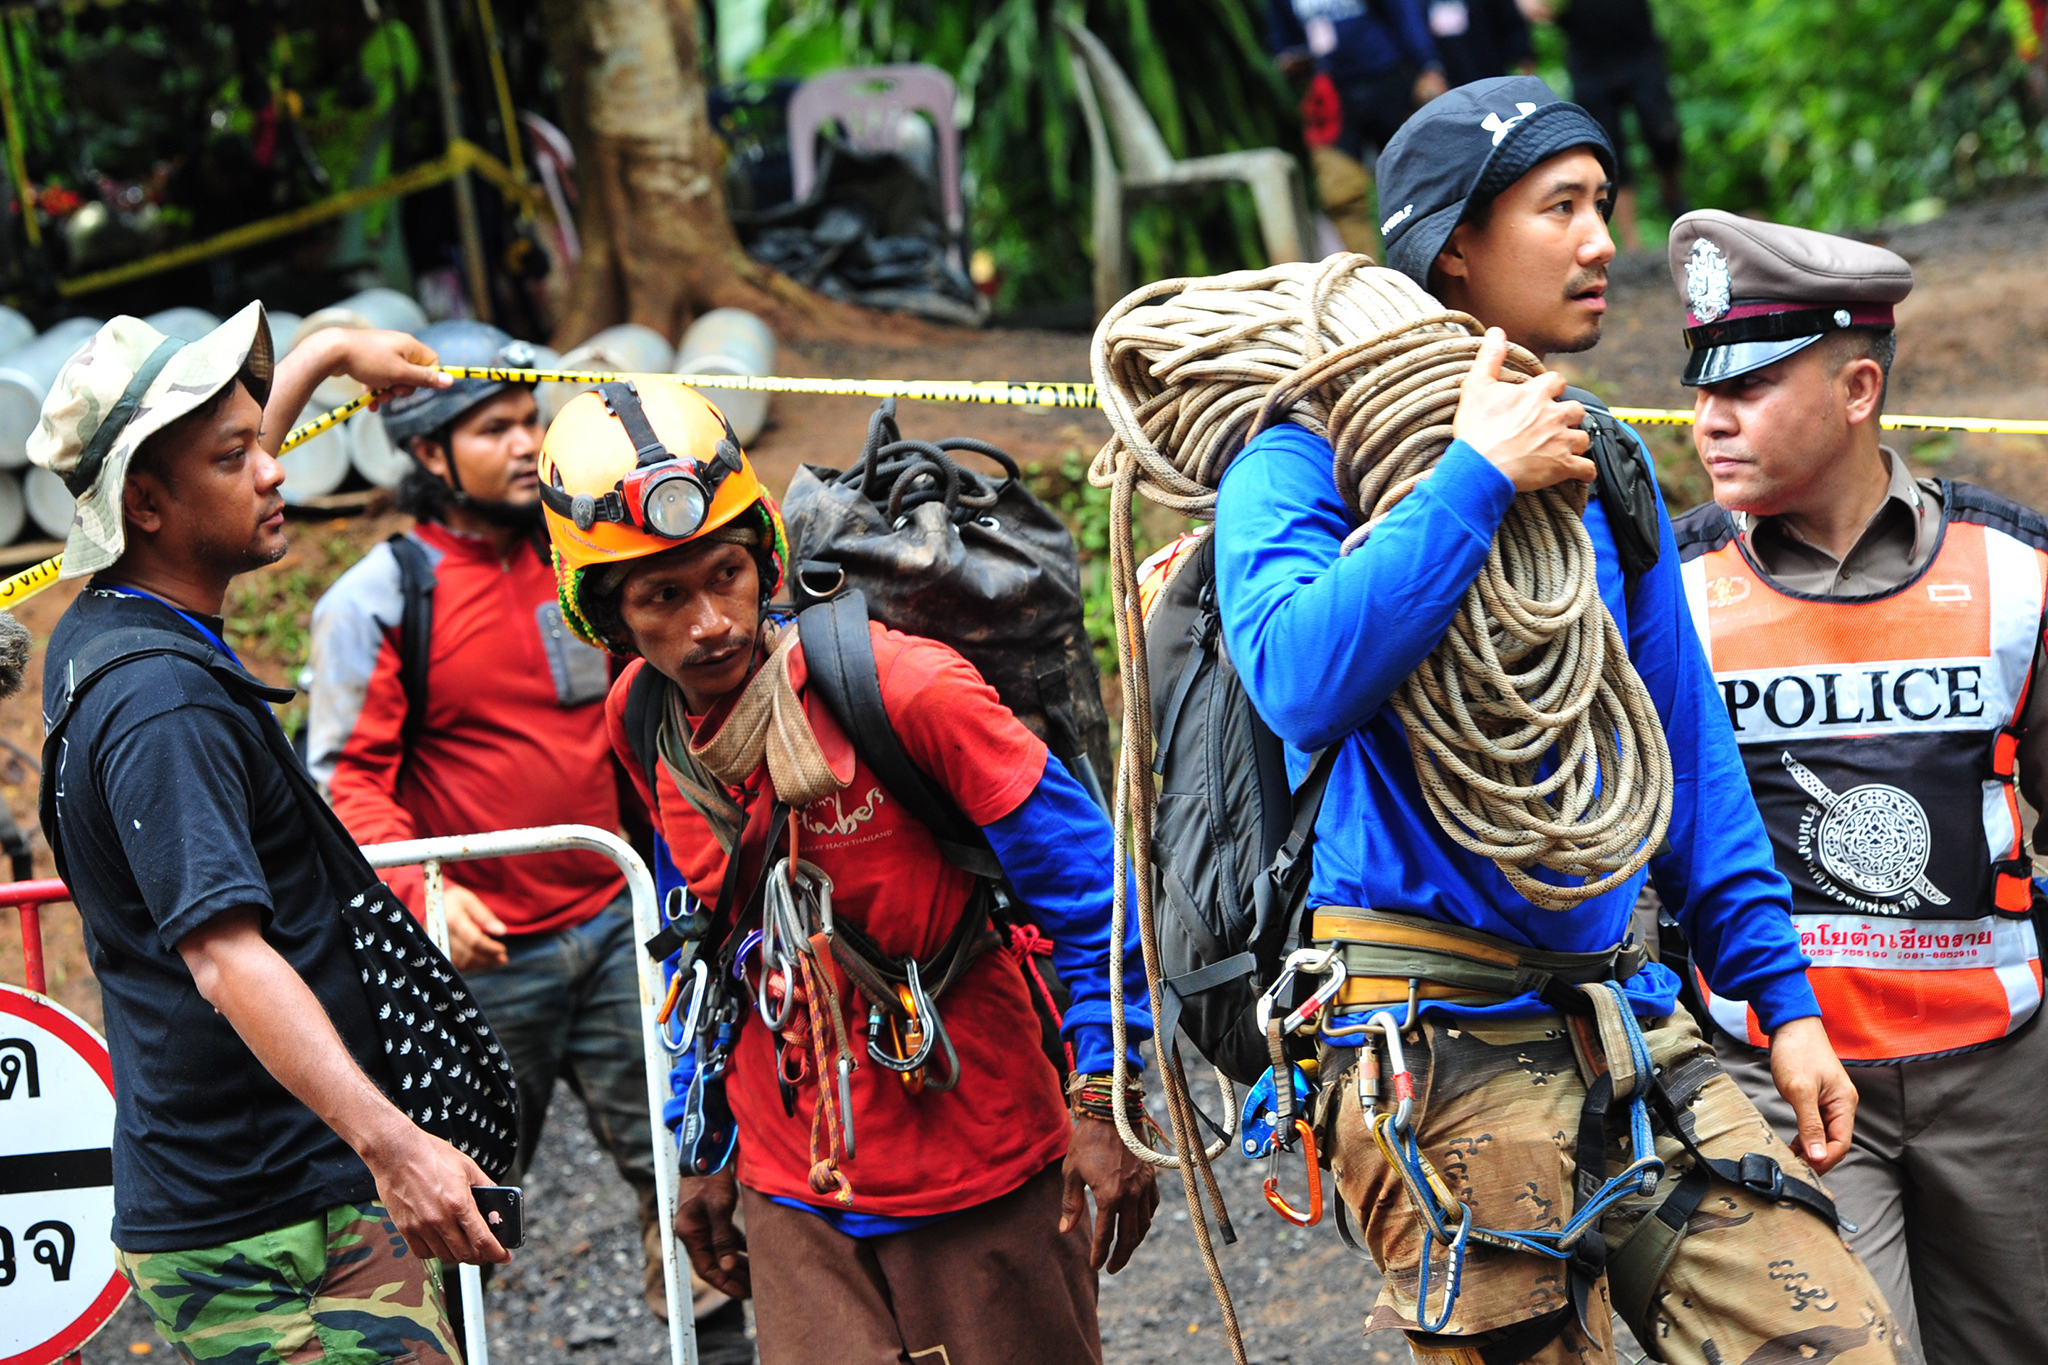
[
  {"xmin": 118, "ymin": 1201, "xmax": 459, "ymax": 1365},
  {"xmin": 1319, "ymin": 1006, "xmax": 1904, "ymax": 1364}
]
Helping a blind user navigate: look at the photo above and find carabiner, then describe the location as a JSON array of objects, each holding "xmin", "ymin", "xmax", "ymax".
[
  {"xmin": 1371, "ymin": 1013, "xmax": 1414, "ymax": 1132},
  {"xmin": 866, "ymin": 957, "xmax": 940, "ymax": 1079},
  {"xmin": 1254, "ymin": 947, "xmax": 1347, "ymax": 1037},
  {"xmin": 1262, "ymin": 1118, "xmax": 1324, "ymax": 1226},
  {"xmin": 659, "ymin": 958, "xmax": 710, "ymax": 1054}
]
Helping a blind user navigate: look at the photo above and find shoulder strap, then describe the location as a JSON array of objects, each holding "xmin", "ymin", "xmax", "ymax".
[
  {"xmin": 796, "ymin": 591, "xmax": 1002, "ymax": 880},
  {"xmin": 1946, "ymin": 479, "xmax": 2048, "ymax": 553},
  {"xmin": 1671, "ymin": 500, "xmax": 1737, "ymax": 560},
  {"xmin": 1259, "ymin": 744, "xmax": 1340, "ymax": 955},
  {"xmin": 621, "ymin": 660, "xmax": 667, "ymax": 797},
  {"xmin": 40, "ymin": 625, "xmax": 328, "ymax": 887},
  {"xmin": 1565, "ymin": 386, "xmax": 1662, "ymax": 593},
  {"xmin": 385, "ymin": 534, "xmax": 435, "ymax": 754}
]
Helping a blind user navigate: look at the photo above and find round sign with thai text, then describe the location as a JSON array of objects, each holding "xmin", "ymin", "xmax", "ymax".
[{"xmin": 0, "ymin": 983, "xmax": 125, "ymax": 1365}]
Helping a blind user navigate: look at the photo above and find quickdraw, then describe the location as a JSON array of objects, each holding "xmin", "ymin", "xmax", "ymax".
[
  {"xmin": 1361, "ymin": 981, "xmax": 1667, "ymax": 1334},
  {"xmin": 743, "ymin": 826, "xmax": 861, "ymax": 1206},
  {"xmin": 1254, "ymin": 947, "xmax": 1348, "ymax": 1038},
  {"xmin": 1237, "ymin": 949, "xmax": 1349, "ymax": 1228}
]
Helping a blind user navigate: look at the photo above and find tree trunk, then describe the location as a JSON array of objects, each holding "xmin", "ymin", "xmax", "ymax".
[{"xmin": 539, "ymin": 0, "xmax": 920, "ymax": 348}]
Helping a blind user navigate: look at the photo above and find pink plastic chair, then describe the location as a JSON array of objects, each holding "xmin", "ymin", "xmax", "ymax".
[{"xmin": 787, "ymin": 64, "xmax": 963, "ymax": 258}]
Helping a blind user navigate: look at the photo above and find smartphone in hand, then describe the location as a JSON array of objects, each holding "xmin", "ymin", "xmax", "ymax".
[{"xmin": 471, "ymin": 1185, "xmax": 525, "ymax": 1250}]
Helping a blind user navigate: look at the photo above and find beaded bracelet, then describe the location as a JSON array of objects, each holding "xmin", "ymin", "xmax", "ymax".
[{"xmin": 1065, "ymin": 1071, "xmax": 1148, "ymax": 1125}]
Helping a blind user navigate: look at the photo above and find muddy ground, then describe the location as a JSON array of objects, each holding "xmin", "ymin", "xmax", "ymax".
[{"xmin": 21, "ymin": 187, "xmax": 2048, "ymax": 1362}]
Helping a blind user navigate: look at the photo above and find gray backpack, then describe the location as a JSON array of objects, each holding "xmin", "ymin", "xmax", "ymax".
[{"xmin": 1144, "ymin": 530, "xmax": 1334, "ymax": 1086}]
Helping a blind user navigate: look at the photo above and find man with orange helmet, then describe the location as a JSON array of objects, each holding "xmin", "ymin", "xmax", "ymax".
[{"xmin": 542, "ymin": 376, "xmax": 1159, "ymax": 1365}]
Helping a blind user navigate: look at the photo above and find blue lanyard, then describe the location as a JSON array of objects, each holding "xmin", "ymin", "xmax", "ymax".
[{"xmin": 97, "ymin": 584, "xmax": 243, "ymax": 665}]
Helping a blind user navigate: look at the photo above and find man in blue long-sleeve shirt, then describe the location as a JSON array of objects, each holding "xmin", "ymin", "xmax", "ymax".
[{"xmin": 1212, "ymin": 78, "xmax": 1898, "ymax": 1365}]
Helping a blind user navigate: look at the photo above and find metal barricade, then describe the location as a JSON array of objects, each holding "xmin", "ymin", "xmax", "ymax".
[
  {"xmin": 363, "ymin": 823, "xmax": 694, "ymax": 1365},
  {"xmin": 3, "ymin": 877, "xmax": 102, "ymax": 1365},
  {"xmin": 0, "ymin": 826, "xmax": 690, "ymax": 1365}
]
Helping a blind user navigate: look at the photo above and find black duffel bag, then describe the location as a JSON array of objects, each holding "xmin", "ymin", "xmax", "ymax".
[{"xmin": 781, "ymin": 399, "xmax": 1112, "ymax": 802}]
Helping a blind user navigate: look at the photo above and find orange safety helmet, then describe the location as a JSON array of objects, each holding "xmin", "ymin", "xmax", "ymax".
[{"xmin": 540, "ymin": 376, "xmax": 786, "ymax": 651}]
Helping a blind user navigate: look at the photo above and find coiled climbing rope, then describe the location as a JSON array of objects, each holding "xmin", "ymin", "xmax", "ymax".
[
  {"xmin": 1088, "ymin": 255, "xmax": 1675, "ymax": 1365},
  {"xmin": 1091, "ymin": 253, "xmax": 1672, "ymax": 911}
]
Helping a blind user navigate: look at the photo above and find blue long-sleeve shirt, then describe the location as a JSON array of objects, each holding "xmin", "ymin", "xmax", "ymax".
[
  {"xmin": 1267, "ymin": 0, "xmax": 1441, "ymax": 83},
  {"xmin": 660, "ymin": 751, "xmax": 1149, "ymax": 1235},
  {"xmin": 1214, "ymin": 423, "xmax": 1820, "ymax": 1032}
]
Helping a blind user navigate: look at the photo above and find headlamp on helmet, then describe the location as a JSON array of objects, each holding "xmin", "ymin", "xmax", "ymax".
[{"xmin": 539, "ymin": 380, "xmax": 743, "ymax": 541}]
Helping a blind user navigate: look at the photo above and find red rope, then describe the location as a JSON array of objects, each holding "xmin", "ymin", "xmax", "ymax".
[{"xmin": 1006, "ymin": 923, "xmax": 1076, "ymax": 1074}]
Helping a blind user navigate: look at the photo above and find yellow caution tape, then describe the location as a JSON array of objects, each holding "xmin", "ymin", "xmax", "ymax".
[
  {"xmin": 0, "ymin": 552, "xmax": 60, "ymax": 610},
  {"xmin": 2, "ymin": 366, "xmax": 2044, "ymax": 611},
  {"xmin": 444, "ymin": 366, "xmax": 1105, "ymax": 410},
  {"xmin": 1612, "ymin": 406, "xmax": 2048, "ymax": 436}
]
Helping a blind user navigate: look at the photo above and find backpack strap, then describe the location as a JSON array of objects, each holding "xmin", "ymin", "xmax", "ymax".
[
  {"xmin": 796, "ymin": 591, "xmax": 1003, "ymax": 880},
  {"xmin": 1564, "ymin": 386, "xmax": 1663, "ymax": 594},
  {"xmin": 621, "ymin": 659, "xmax": 667, "ymax": 798},
  {"xmin": 41, "ymin": 626, "xmax": 299, "ymax": 887},
  {"xmin": 1156, "ymin": 744, "xmax": 1339, "ymax": 1052},
  {"xmin": 385, "ymin": 534, "xmax": 436, "ymax": 754}
]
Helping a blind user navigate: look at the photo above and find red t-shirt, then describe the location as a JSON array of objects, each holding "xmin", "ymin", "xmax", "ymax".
[
  {"xmin": 608, "ymin": 624, "xmax": 1072, "ymax": 1215},
  {"xmin": 324, "ymin": 523, "xmax": 624, "ymax": 934}
]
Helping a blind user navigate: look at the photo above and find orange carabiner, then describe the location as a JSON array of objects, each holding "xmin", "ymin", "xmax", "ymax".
[
  {"xmin": 889, "ymin": 983, "xmax": 927, "ymax": 1095},
  {"xmin": 1262, "ymin": 1119, "xmax": 1324, "ymax": 1227}
]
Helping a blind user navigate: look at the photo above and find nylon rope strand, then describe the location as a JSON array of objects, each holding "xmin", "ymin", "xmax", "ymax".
[{"xmin": 1088, "ymin": 253, "xmax": 1673, "ymax": 916}]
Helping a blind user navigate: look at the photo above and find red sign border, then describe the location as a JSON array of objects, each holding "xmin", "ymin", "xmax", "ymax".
[{"xmin": 0, "ymin": 982, "xmax": 129, "ymax": 1365}]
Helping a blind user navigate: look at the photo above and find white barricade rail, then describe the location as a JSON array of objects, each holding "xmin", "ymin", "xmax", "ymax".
[{"xmin": 363, "ymin": 824, "xmax": 693, "ymax": 1365}]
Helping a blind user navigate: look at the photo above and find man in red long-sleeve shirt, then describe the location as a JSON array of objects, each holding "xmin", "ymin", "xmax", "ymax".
[{"xmin": 306, "ymin": 321, "xmax": 668, "ymax": 1317}]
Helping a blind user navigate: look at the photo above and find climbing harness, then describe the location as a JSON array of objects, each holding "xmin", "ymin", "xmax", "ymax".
[{"xmin": 1300, "ymin": 909, "xmax": 1847, "ymax": 1353}]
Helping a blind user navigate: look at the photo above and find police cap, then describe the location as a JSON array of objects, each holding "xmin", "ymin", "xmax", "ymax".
[{"xmin": 1667, "ymin": 209, "xmax": 1912, "ymax": 387}]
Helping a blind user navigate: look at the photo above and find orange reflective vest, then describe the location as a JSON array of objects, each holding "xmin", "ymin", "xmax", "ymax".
[{"xmin": 1676, "ymin": 486, "xmax": 2048, "ymax": 1063}]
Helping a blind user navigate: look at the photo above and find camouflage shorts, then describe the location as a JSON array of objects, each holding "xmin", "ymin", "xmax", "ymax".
[
  {"xmin": 1318, "ymin": 1006, "xmax": 1905, "ymax": 1365},
  {"xmin": 118, "ymin": 1202, "xmax": 459, "ymax": 1365}
]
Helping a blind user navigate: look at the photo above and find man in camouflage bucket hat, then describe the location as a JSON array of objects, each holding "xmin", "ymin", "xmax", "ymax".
[{"xmin": 32, "ymin": 304, "xmax": 515, "ymax": 1365}]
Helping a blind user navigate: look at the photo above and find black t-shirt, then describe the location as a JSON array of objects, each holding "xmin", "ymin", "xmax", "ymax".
[
  {"xmin": 44, "ymin": 588, "xmax": 382, "ymax": 1251},
  {"xmin": 1555, "ymin": 0, "xmax": 1659, "ymax": 62}
]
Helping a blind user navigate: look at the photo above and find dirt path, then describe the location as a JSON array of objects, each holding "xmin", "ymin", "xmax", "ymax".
[{"xmin": 24, "ymin": 188, "xmax": 2048, "ymax": 1363}]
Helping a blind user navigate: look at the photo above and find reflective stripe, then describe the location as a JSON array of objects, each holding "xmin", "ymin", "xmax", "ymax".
[
  {"xmin": 1701, "ymin": 975, "xmax": 1759, "ymax": 1045},
  {"xmin": 1983, "ymin": 532, "xmax": 2046, "ymax": 709},
  {"xmin": 1997, "ymin": 957, "xmax": 2044, "ymax": 1033},
  {"xmin": 1983, "ymin": 778, "xmax": 2020, "ymax": 867},
  {"xmin": 1680, "ymin": 554, "xmax": 1712, "ymax": 659},
  {"xmin": 1793, "ymin": 912, "xmax": 2032, "ymax": 971}
]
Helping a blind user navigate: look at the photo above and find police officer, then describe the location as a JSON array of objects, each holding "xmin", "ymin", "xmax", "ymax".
[{"xmin": 1670, "ymin": 209, "xmax": 2048, "ymax": 1365}]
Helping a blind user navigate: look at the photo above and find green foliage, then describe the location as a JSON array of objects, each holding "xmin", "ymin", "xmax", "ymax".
[
  {"xmin": 225, "ymin": 531, "xmax": 364, "ymax": 663},
  {"xmin": 739, "ymin": 0, "xmax": 1303, "ymax": 309},
  {"xmin": 1653, "ymin": 0, "xmax": 2046, "ymax": 229}
]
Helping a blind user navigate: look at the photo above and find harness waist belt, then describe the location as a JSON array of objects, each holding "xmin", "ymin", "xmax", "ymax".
[{"xmin": 1312, "ymin": 907, "xmax": 1649, "ymax": 1010}]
